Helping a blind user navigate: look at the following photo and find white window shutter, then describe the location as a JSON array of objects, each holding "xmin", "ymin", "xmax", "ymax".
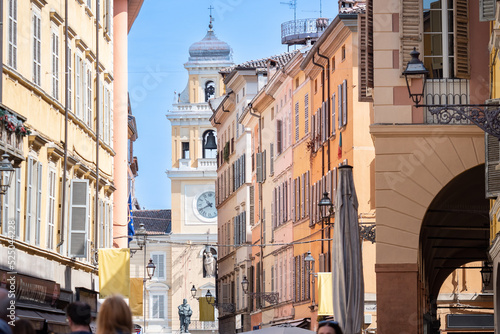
[
  {"xmin": 338, "ymin": 84, "xmax": 343, "ymax": 129},
  {"xmin": 26, "ymin": 157, "xmax": 33, "ymax": 242},
  {"xmin": 35, "ymin": 162, "xmax": 42, "ymax": 245},
  {"xmin": 15, "ymin": 168, "xmax": 21, "ymax": 238},
  {"xmin": 69, "ymin": 179, "xmax": 89, "ymax": 257}
]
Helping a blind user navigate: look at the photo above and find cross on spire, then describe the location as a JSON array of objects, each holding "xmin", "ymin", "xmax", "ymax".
[{"xmin": 208, "ymin": 5, "xmax": 214, "ymax": 30}]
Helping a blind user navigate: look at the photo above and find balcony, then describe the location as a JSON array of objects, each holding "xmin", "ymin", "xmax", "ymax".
[
  {"xmin": 198, "ymin": 158, "xmax": 217, "ymax": 170},
  {"xmin": 281, "ymin": 18, "xmax": 329, "ymax": 46},
  {"xmin": 424, "ymin": 78, "xmax": 471, "ymax": 125},
  {"xmin": 188, "ymin": 320, "xmax": 218, "ymax": 331}
]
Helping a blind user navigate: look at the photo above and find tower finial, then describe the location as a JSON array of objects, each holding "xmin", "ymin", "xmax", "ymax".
[{"xmin": 208, "ymin": 5, "xmax": 214, "ymax": 31}]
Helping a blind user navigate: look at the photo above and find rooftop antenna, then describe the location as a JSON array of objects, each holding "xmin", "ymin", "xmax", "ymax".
[
  {"xmin": 302, "ymin": 0, "xmax": 323, "ymax": 17},
  {"xmin": 280, "ymin": 0, "xmax": 297, "ymax": 25}
]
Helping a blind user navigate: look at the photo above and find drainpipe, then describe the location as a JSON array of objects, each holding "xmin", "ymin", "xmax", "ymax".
[
  {"xmin": 248, "ymin": 102, "xmax": 263, "ymax": 308},
  {"xmin": 315, "ymin": 47, "xmax": 331, "ymax": 272},
  {"xmin": 57, "ymin": 0, "xmax": 69, "ymax": 250},
  {"xmin": 95, "ymin": 0, "xmax": 100, "ymax": 257},
  {"xmin": 311, "ymin": 51, "xmax": 328, "ymax": 259}
]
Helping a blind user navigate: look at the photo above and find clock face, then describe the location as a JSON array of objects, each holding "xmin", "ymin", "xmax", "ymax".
[{"xmin": 196, "ymin": 191, "xmax": 217, "ymax": 219}]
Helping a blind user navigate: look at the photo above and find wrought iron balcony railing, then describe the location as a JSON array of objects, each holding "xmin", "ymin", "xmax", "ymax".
[{"xmin": 424, "ymin": 78, "xmax": 471, "ymax": 125}]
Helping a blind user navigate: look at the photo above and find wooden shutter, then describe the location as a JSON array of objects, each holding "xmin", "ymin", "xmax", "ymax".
[
  {"xmin": 338, "ymin": 84, "xmax": 343, "ymax": 129},
  {"xmin": 480, "ymin": 0, "xmax": 496, "ymax": 21},
  {"xmin": 342, "ymin": 80, "xmax": 348, "ymax": 127},
  {"xmin": 270, "ymin": 143, "xmax": 274, "ymax": 175},
  {"xmin": 311, "ymin": 114, "xmax": 316, "ymax": 151},
  {"xmin": 250, "ymin": 185, "xmax": 255, "ymax": 225},
  {"xmin": 256, "ymin": 152, "xmax": 262, "ymax": 183},
  {"xmin": 486, "ymin": 132, "xmax": 500, "ymax": 198},
  {"xmin": 455, "ymin": 0, "xmax": 470, "ymax": 79},
  {"xmin": 291, "ymin": 179, "xmax": 295, "ymax": 222},
  {"xmin": 304, "ymin": 94, "xmax": 309, "ymax": 134},
  {"xmin": 69, "ymin": 179, "xmax": 89, "ymax": 257},
  {"xmin": 263, "ymin": 150, "xmax": 266, "ymax": 182},
  {"xmin": 319, "ymin": 253, "xmax": 326, "ymax": 272},
  {"xmin": 359, "ymin": 0, "xmax": 374, "ymax": 101},
  {"xmin": 332, "ymin": 94, "xmax": 336, "ymax": 136},
  {"xmin": 400, "ymin": 0, "xmax": 422, "ymax": 70},
  {"xmin": 295, "ymin": 102, "xmax": 300, "ymax": 142},
  {"xmin": 15, "ymin": 168, "xmax": 21, "ymax": 238},
  {"xmin": 301, "ymin": 174, "xmax": 305, "ymax": 219},
  {"xmin": 277, "ymin": 120, "xmax": 282, "ymax": 154},
  {"xmin": 242, "ymin": 212, "xmax": 246, "ymax": 243},
  {"xmin": 305, "ymin": 171, "xmax": 310, "ymax": 217},
  {"xmin": 26, "ymin": 157, "xmax": 33, "ymax": 242}
]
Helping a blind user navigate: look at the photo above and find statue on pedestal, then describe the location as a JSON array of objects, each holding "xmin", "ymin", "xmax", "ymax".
[{"xmin": 178, "ymin": 298, "xmax": 193, "ymax": 333}]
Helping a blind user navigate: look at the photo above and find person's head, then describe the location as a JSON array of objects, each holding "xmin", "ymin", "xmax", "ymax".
[
  {"xmin": 66, "ymin": 301, "xmax": 91, "ymax": 331},
  {"xmin": 317, "ymin": 320, "xmax": 343, "ymax": 334},
  {"xmin": 12, "ymin": 319, "xmax": 35, "ymax": 334},
  {"xmin": 183, "ymin": 299, "xmax": 187, "ymax": 304},
  {"xmin": 97, "ymin": 295, "xmax": 132, "ymax": 334}
]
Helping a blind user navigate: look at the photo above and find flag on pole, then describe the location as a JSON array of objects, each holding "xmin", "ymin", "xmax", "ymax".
[
  {"xmin": 128, "ymin": 193, "xmax": 135, "ymax": 244},
  {"xmin": 338, "ymin": 132, "xmax": 343, "ymax": 160}
]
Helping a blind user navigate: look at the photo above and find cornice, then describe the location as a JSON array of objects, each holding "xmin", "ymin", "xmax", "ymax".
[
  {"xmin": 370, "ymin": 124, "xmax": 485, "ymax": 138},
  {"xmin": 50, "ymin": 10, "xmax": 64, "ymax": 26}
]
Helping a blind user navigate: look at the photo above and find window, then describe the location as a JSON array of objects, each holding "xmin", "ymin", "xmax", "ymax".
[
  {"xmin": 203, "ymin": 130, "xmax": 217, "ymax": 158},
  {"xmin": 341, "ymin": 45, "xmax": 346, "ymax": 61},
  {"xmin": 32, "ymin": 6, "xmax": 41, "ymax": 86},
  {"xmin": 331, "ymin": 56, "xmax": 335, "ymax": 72},
  {"xmin": 68, "ymin": 46, "xmax": 72, "ymax": 110},
  {"xmin": 86, "ymin": 62, "xmax": 93, "ymax": 128},
  {"xmin": 205, "ymin": 81, "xmax": 215, "ymax": 102},
  {"xmin": 75, "ymin": 54, "xmax": 83, "ymax": 119},
  {"xmin": 87, "ymin": 0, "xmax": 92, "ymax": 10},
  {"xmin": 332, "ymin": 93, "xmax": 336, "ymax": 136},
  {"xmin": 295, "ymin": 77, "xmax": 299, "ymax": 88},
  {"xmin": 26, "ymin": 157, "xmax": 42, "ymax": 245},
  {"xmin": 51, "ymin": 25, "xmax": 60, "ymax": 100},
  {"xmin": 151, "ymin": 252, "xmax": 166, "ymax": 280},
  {"xmin": 242, "ymin": 87, "xmax": 246, "ymax": 96},
  {"xmin": 151, "ymin": 294, "xmax": 166, "ymax": 319},
  {"xmin": 8, "ymin": 0, "xmax": 17, "ymax": 69},
  {"xmin": 104, "ymin": 0, "xmax": 112, "ymax": 34},
  {"xmin": 47, "ymin": 168, "xmax": 57, "ymax": 249},
  {"xmin": 3, "ymin": 168, "xmax": 20, "ymax": 238},
  {"xmin": 314, "ymin": 79, "xmax": 318, "ymax": 94},
  {"xmin": 182, "ymin": 142, "xmax": 190, "ymax": 159},
  {"xmin": 103, "ymin": 86, "xmax": 111, "ymax": 144}
]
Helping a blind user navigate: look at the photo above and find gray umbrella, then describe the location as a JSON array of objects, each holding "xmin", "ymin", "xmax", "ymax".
[{"xmin": 332, "ymin": 165, "xmax": 364, "ymax": 334}]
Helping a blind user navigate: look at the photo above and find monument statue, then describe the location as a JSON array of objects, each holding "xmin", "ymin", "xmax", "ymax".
[
  {"xmin": 178, "ymin": 298, "xmax": 193, "ymax": 333},
  {"xmin": 204, "ymin": 251, "xmax": 215, "ymax": 277}
]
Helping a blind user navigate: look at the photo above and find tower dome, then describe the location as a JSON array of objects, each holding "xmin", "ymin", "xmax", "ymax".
[{"xmin": 188, "ymin": 19, "xmax": 232, "ymax": 62}]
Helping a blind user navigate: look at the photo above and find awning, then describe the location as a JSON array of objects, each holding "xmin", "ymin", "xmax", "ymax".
[
  {"xmin": 271, "ymin": 318, "xmax": 311, "ymax": 329},
  {"xmin": 15, "ymin": 309, "xmax": 45, "ymax": 330}
]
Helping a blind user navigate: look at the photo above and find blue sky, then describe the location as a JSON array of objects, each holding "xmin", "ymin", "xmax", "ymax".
[{"xmin": 128, "ymin": 0, "xmax": 339, "ymax": 210}]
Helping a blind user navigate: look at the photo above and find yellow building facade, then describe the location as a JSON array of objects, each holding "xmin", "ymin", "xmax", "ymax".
[{"xmin": 0, "ymin": 0, "xmax": 143, "ymax": 329}]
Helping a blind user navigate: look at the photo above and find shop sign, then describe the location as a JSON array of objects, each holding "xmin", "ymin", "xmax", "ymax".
[{"xmin": 0, "ymin": 269, "xmax": 60, "ymax": 307}]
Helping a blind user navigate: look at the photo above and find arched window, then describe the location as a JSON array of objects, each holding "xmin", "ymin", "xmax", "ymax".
[
  {"xmin": 202, "ymin": 130, "xmax": 217, "ymax": 158},
  {"xmin": 205, "ymin": 81, "xmax": 215, "ymax": 102}
]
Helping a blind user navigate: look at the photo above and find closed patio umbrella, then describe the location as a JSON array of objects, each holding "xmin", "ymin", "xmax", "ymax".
[{"xmin": 332, "ymin": 165, "xmax": 364, "ymax": 334}]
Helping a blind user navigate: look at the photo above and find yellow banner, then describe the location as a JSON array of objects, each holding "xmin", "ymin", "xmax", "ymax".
[
  {"xmin": 199, "ymin": 297, "xmax": 215, "ymax": 321},
  {"xmin": 130, "ymin": 278, "xmax": 143, "ymax": 316},
  {"xmin": 318, "ymin": 272, "xmax": 333, "ymax": 316},
  {"xmin": 98, "ymin": 248, "xmax": 130, "ymax": 298}
]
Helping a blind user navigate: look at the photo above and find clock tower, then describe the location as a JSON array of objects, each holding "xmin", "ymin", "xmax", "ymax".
[{"xmin": 166, "ymin": 15, "xmax": 233, "ymax": 329}]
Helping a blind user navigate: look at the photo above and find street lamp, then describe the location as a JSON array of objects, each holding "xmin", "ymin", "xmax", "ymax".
[
  {"xmin": 318, "ymin": 192, "xmax": 334, "ymax": 223},
  {"xmin": 304, "ymin": 251, "xmax": 317, "ymax": 310},
  {"xmin": 0, "ymin": 154, "xmax": 14, "ymax": 195},
  {"xmin": 241, "ymin": 275, "xmax": 279, "ymax": 305},
  {"xmin": 191, "ymin": 285, "xmax": 235, "ymax": 313},
  {"xmin": 134, "ymin": 222, "xmax": 153, "ymax": 334},
  {"xmin": 481, "ymin": 262, "xmax": 493, "ymax": 287},
  {"xmin": 403, "ymin": 47, "xmax": 500, "ymax": 138}
]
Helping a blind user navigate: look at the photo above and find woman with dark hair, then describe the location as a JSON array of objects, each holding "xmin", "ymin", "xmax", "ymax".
[
  {"xmin": 317, "ymin": 320, "xmax": 344, "ymax": 334},
  {"xmin": 96, "ymin": 295, "xmax": 133, "ymax": 334}
]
